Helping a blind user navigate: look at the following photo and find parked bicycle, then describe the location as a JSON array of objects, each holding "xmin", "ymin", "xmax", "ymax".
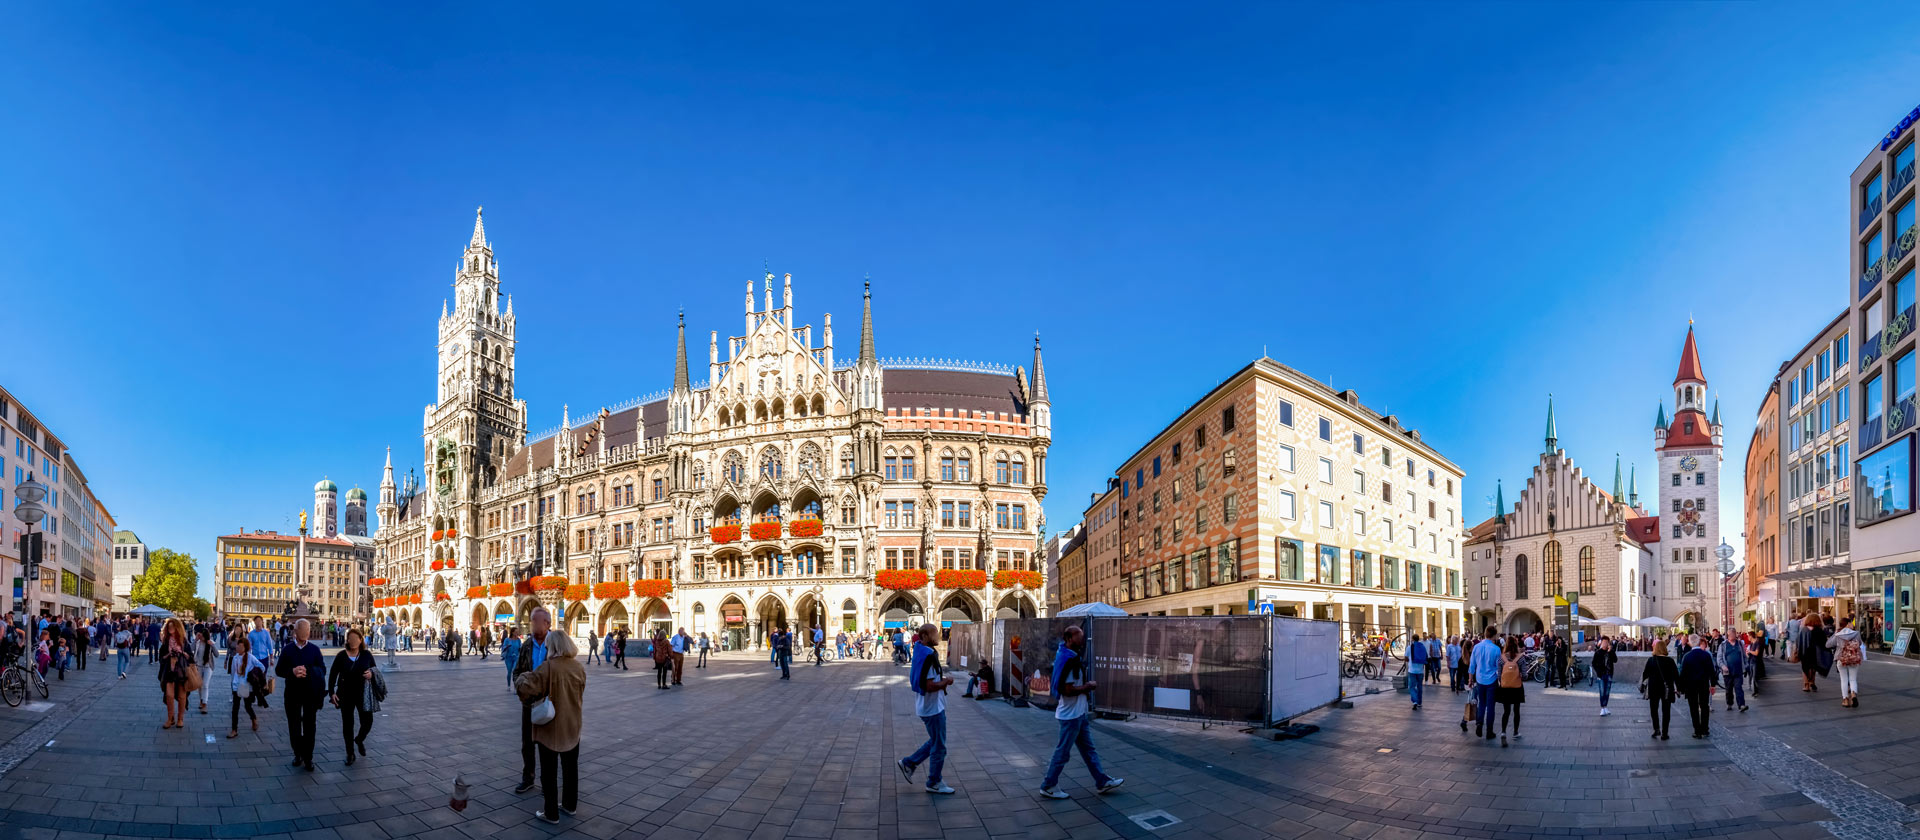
[
  {"xmin": 1340, "ymin": 651, "xmax": 1379, "ymax": 680},
  {"xmin": 1, "ymin": 657, "xmax": 49, "ymax": 708}
]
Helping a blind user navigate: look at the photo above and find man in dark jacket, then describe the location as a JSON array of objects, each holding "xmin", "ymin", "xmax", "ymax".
[
  {"xmin": 511, "ymin": 607, "xmax": 552, "ymax": 795},
  {"xmin": 275, "ymin": 619, "xmax": 328, "ymax": 771},
  {"xmin": 1677, "ymin": 633, "xmax": 1719, "ymax": 738}
]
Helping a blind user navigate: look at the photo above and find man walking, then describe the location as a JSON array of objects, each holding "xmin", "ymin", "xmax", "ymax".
[
  {"xmin": 773, "ymin": 626, "xmax": 793, "ymax": 680},
  {"xmin": 1717, "ymin": 630, "xmax": 1748, "ymax": 712},
  {"xmin": 587, "ymin": 628, "xmax": 600, "ymax": 665},
  {"xmin": 1406, "ymin": 633, "xmax": 1427, "ymax": 710},
  {"xmin": 897, "ymin": 623, "xmax": 956, "ymax": 795},
  {"xmin": 512, "ymin": 607, "xmax": 552, "ymax": 795},
  {"xmin": 670, "ymin": 627, "xmax": 687, "ymax": 685},
  {"xmin": 146, "ymin": 618, "xmax": 161, "ymax": 664},
  {"xmin": 812, "ymin": 625, "xmax": 826, "ymax": 665},
  {"xmin": 1678, "ymin": 633, "xmax": 1718, "ymax": 738},
  {"xmin": 1468, "ymin": 626, "xmax": 1502, "ymax": 741},
  {"xmin": 1039, "ymin": 624, "xmax": 1123, "ymax": 799},
  {"xmin": 274, "ymin": 619, "xmax": 327, "ymax": 771}
]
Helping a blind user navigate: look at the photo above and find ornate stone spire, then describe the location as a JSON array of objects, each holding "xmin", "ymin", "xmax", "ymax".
[
  {"xmin": 1612, "ymin": 454, "xmax": 1623, "ymax": 502},
  {"xmin": 858, "ymin": 279, "xmax": 876, "ymax": 363},
  {"xmin": 1031, "ymin": 333, "xmax": 1050, "ymax": 404},
  {"xmin": 1544, "ymin": 394, "xmax": 1558, "ymax": 454},
  {"xmin": 673, "ymin": 312, "xmax": 690, "ymax": 392},
  {"xmin": 469, "ymin": 206, "xmax": 486, "ymax": 249},
  {"xmin": 1654, "ymin": 401, "xmax": 1668, "ymax": 431},
  {"xmin": 1629, "ymin": 463, "xmax": 1639, "ymax": 508},
  {"xmin": 1495, "ymin": 480, "xmax": 1507, "ymax": 526}
]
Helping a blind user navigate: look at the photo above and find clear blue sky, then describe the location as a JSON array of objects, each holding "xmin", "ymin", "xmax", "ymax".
[{"xmin": 0, "ymin": 4, "xmax": 1911, "ymax": 598}]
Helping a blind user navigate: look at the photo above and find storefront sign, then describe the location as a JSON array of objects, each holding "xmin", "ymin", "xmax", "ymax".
[
  {"xmin": 1885, "ymin": 103, "xmax": 1920, "ymax": 151},
  {"xmin": 1893, "ymin": 628, "xmax": 1914, "ymax": 657},
  {"xmin": 1809, "ymin": 586, "xmax": 1837, "ymax": 598},
  {"xmin": 1090, "ymin": 617, "xmax": 1268, "ymax": 723}
]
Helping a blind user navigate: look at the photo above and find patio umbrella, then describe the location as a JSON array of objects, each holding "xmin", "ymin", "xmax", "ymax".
[
  {"xmin": 1598, "ymin": 616, "xmax": 1632, "ymax": 626},
  {"xmin": 129, "ymin": 604, "xmax": 174, "ymax": 619},
  {"xmin": 1055, "ymin": 602, "xmax": 1129, "ymax": 617},
  {"xmin": 1634, "ymin": 616, "xmax": 1674, "ymax": 627}
]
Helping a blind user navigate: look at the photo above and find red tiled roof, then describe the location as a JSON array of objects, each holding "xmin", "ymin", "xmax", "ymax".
[
  {"xmin": 219, "ymin": 532, "xmax": 355, "ymax": 547},
  {"xmin": 1662, "ymin": 409, "xmax": 1714, "ymax": 449},
  {"xmin": 1626, "ymin": 516, "xmax": 1661, "ymax": 544},
  {"xmin": 1674, "ymin": 326, "xmax": 1706, "ymax": 385}
]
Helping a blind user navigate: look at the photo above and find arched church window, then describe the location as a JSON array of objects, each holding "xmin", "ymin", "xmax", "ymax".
[
  {"xmin": 759, "ymin": 448, "xmax": 782, "ymax": 480},
  {"xmin": 1543, "ymin": 540, "xmax": 1563, "ymax": 594},
  {"xmin": 722, "ymin": 451, "xmax": 745, "ymax": 485},
  {"xmin": 840, "ymin": 445, "xmax": 854, "ymax": 477},
  {"xmin": 1514, "ymin": 553, "xmax": 1529, "ymax": 599},
  {"xmin": 798, "ymin": 442, "xmax": 822, "ymax": 477}
]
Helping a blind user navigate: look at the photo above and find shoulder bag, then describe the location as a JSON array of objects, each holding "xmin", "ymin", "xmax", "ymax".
[{"xmin": 529, "ymin": 695, "xmax": 556, "ymax": 725}]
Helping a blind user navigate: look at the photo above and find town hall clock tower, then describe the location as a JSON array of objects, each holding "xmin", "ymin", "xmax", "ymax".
[{"xmin": 1654, "ymin": 324, "xmax": 1724, "ymax": 627}]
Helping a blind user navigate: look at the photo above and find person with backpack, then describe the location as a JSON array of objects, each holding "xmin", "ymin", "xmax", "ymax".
[
  {"xmin": 1828, "ymin": 617, "xmax": 1865, "ymax": 708},
  {"xmin": 1494, "ymin": 636, "xmax": 1526, "ymax": 747},
  {"xmin": 1038, "ymin": 623, "xmax": 1123, "ymax": 799},
  {"xmin": 1406, "ymin": 632, "xmax": 1428, "ymax": 711},
  {"xmin": 897, "ymin": 623, "xmax": 956, "ymax": 795}
]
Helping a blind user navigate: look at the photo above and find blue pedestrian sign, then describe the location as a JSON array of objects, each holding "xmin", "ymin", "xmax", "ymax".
[{"xmin": 1257, "ymin": 602, "xmax": 1274, "ymax": 615}]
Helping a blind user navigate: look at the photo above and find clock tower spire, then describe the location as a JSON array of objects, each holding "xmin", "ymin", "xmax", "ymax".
[{"xmin": 1654, "ymin": 322, "xmax": 1721, "ymax": 628}]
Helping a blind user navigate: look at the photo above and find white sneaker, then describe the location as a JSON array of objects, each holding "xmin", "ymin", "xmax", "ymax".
[
  {"xmin": 1600, "ymin": 708, "xmax": 1611, "ymax": 716},
  {"xmin": 1039, "ymin": 787, "xmax": 1070, "ymax": 799},
  {"xmin": 925, "ymin": 783, "xmax": 956, "ymax": 795}
]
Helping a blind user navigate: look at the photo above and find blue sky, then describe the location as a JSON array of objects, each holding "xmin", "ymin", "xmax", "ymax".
[{"xmin": 0, "ymin": 4, "xmax": 1911, "ymax": 598}]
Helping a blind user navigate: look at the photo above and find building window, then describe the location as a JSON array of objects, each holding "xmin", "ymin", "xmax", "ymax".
[
  {"xmin": 1317, "ymin": 501, "xmax": 1334, "ymax": 530},
  {"xmin": 1352, "ymin": 470, "xmax": 1365, "ymax": 494},
  {"xmin": 902, "ymin": 452, "xmax": 915, "ymax": 480},
  {"xmin": 1277, "ymin": 400, "xmax": 1292, "ymax": 427},
  {"xmin": 1352, "ymin": 433, "xmax": 1364, "ymax": 455},
  {"xmin": 1514, "ymin": 553, "xmax": 1528, "ymax": 600},
  {"xmin": 1857, "ymin": 437, "xmax": 1914, "ymax": 525},
  {"xmin": 1224, "ymin": 493, "xmax": 1238, "ymax": 523},
  {"xmin": 1317, "ymin": 416, "xmax": 1330, "ymax": 441},
  {"xmin": 1277, "ymin": 491, "xmax": 1296, "ymax": 520},
  {"xmin": 1318, "ymin": 458, "xmax": 1333, "ymax": 484},
  {"xmin": 1682, "ymin": 575, "xmax": 1697, "ymax": 596},
  {"xmin": 957, "ymin": 451, "xmax": 973, "ymax": 482},
  {"xmin": 1353, "ymin": 509, "xmax": 1367, "ymax": 536},
  {"xmin": 1578, "ymin": 546, "xmax": 1595, "ymax": 595},
  {"xmin": 1276, "ymin": 539, "xmax": 1302, "ymax": 581},
  {"xmin": 1542, "ymin": 540, "xmax": 1562, "ymax": 595},
  {"xmin": 1221, "ymin": 406, "xmax": 1236, "ymax": 433},
  {"xmin": 1672, "ymin": 473, "xmax": 1681, "ymax": 487}
]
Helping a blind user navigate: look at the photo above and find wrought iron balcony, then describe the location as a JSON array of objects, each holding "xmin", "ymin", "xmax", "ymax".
[{"xmin": 1861, "ymin": 257, "xmax": 1885, "ymax": 301}]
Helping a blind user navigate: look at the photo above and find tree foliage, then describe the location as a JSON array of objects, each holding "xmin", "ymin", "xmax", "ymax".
[{"xmin": 128, "ymin": 548, "xmax": 200, "ymax": 614}]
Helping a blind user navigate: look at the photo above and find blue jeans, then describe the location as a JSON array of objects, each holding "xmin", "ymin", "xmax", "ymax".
[
  {"xmin": 1042, "ymin": 714, "xmax": 1112, "ymax": 790},
  {"xmin": 1725, "ymin": 670, "xmax": 1745, "ymax": 708},
  {"xmin": 116, "ymin": 648, "xmax": 129, "ymax": 676},
  {"xmin": 1474, "ymin": 681, "xmax": 1498, "ymax": 737},
  {"xmin": 903, "ymin": 712, "xmax": 946, "ymax": 786},
  {"xmin": 778, "ymin": 652, "xmax": 791, "ymax": 678},
  {"xmin": 1408, "ymin": 669, "xmax": 1423, "ymax": 706},
  {"xmin": 1597, "ymin": 675, "xmax": 1613, "ymax": 708}
]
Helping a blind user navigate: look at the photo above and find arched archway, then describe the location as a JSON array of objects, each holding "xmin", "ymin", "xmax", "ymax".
[
  {"xmin": 718, "ymin": 595, "xmax": 748, "ymax": 650},
  {"xmin": 598, "ymin": 600, "xmax": 630, "ymax": 635},
  {"xmin": 756, "ymin": 594, "xmax": 789, "ymax": 647},
  {"xmin": 564, "ymin": 601, "xmax": 592, "ymax": 637},
  {"xmin": 794, "ymin": 592, "xmax": 826, "ymax": 634},
  {"xmin": 1505, "ymin": 608, "xmax": 1544, "ymax": 635},
  {"xmin": 470, "ymin": 603, "xmax": 488, "ymax": 630},
  {"xmin": 636, "ymin": 597, "xmax": 671, "ymax": 637},
  {"xmin": 880, "ymin": 592, "xmax": 922, "ymax": 630},
  {"xmin": 937, "ymin": 591, "xmax": 981, "ymax": 628},
  {"xmin": 994, "ymin": 590, "xmax": 1038, "ymax": 619}
]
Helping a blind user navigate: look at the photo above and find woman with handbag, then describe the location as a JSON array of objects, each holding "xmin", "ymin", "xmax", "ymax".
[
  {"xmin": 1799, "ymin": 613, "xmax": 1829, "ymax": 693},
  {"xmin": 157, "ymin": 618, "xmax": 192, "ymax": 730},
  {"xmin": 651, "ymin": 629, "xmax": 672, "ymax": 689},
  {"xmin": 192, "ymin": 627, "xmax": 216, "ymax": 715},
  {"xmin": 1827, "ymin": 617, "xmax": 1865, "ymax": 707},
  {"xmin": 514, "ymin": 629, "xmax": 585, "ymax": 824},
  {"xmin": 327, "ymin": 628, "xmax": 378, "ymax": 766},
  {"xmin": 226, "ymin": 635, "xmax": 264, "ymax": 738},
  {"xmin": 1641, "ymin": 639, "xmax": 1680, "ymax": 740}
]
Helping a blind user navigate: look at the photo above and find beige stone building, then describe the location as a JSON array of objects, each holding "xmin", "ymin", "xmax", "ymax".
[
  {"xmin": 372, "ymin": 210, "xmax": 1051, "ymax": 645},
  {"xmin": 1086, "ymin": 358, "xmax": 1466, "ymax": 638}
]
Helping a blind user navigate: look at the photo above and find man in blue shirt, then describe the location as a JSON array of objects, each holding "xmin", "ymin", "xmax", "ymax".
[
  {"xmin": 512, "ymin": 607, "xmax": 551, "ymax": 794},
  {"xmin": 1407, "ymin": 633, "xmax": 1428, "ymax": 711},
  {"xmin": 1468, "ymin": 626, "xmax": 1503, "ymax": 741},
  {"xmin": 897, "ymin": 624, "xmax": 956, "ymax": 794}
]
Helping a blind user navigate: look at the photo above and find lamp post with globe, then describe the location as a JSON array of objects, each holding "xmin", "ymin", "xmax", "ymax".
[
  {"xmin": 12, "ymin": 472, "xmax": 50, "ymax": 619},
  {"xmin": 1715, "ymin": 540, "xmax": 1738, "ymax": 631}
]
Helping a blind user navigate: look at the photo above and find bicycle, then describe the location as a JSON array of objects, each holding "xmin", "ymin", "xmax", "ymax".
[
  {"xmin": 1340, "ymin": 651, "xmax": 1379, "ymax": 680},
  {"xmin": 1, "ymin": 659, "xmax": 48, "ymax": 707}
]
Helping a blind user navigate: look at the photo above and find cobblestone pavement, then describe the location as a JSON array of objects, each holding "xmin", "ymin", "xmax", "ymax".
[{"xmin": 5, "ymin": 645, "xmax": 1920, "ymax": 839}]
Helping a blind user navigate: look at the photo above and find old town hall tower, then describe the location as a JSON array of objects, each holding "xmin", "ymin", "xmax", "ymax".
[{"xmin": 1654, "ymin": 325, "xmax": 1724, "ymax": 623}]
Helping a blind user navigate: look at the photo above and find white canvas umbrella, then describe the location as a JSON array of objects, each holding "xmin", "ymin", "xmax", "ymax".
[
  {"xmin": 1598, "ymin": 616, "xmax": 1633, "ymax": 626},
  {"xmin": 1576, "ymin": 616, "xmax": 1608, "ymax": 626},
  {"xmin": 1055, "ymin": 602, "xmax": 1128, "ymax": 617},
  {"xmin": 129, "ymin": 604, "xmax": 174, "ymax": 619},
  {"xmin": 1634, "ymin": 616, "xmax": 1674, "ymax": 627}
]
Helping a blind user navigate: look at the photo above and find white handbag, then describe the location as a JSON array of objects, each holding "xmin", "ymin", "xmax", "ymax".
[{"xmin": 530, "ymin": 697, "xmax": 556, "ymax": 725}]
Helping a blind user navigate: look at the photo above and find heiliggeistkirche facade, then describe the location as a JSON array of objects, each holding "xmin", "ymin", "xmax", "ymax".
[{"xmin": 370, "ymin": 210, "xmax": 1050, "ymax": 648}]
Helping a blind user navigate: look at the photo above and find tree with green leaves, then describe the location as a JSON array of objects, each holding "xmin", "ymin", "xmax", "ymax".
[{"xmin": 128, "ymin": 548, "xmax": 201, "ymax": 614}]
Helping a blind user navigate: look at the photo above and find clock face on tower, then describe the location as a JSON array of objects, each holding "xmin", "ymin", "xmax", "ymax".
[{"xmin": 1679, "ymin": 455, "xmax": 1699, "ymax": 473}]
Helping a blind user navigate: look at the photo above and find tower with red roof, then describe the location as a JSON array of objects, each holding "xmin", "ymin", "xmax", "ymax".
[{"xmin": 1655, "ymin": 324, "xmax": 1724, "ymax": 628}]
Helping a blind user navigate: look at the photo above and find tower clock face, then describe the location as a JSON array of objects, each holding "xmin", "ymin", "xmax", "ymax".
[{"xmin": 1679, "ymin": 456, "xmax": 1699, "ymax": 473}]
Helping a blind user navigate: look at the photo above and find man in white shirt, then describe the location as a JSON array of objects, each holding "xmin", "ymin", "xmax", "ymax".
[
  {"xmin": 897, "ymin": 624, "xmax": 956, "ymax": 794},
  {"xmin": 1039, "ymin": 624, "xmax": 1123, "ymax": 799}
]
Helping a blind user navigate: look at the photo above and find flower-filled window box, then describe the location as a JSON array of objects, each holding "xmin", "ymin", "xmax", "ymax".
[
  {"xmin": 935, "ymin": 569, "xmax": 987, "ymax": 590},
  {"xmin": 515, "ymin": 579, "xmax": 534, "ymax": 596},
  {"xmin": 445, "ymin": 528, "xmax": 459, "ymax": 540},
  {"xmin": 530, "ymin": 576, "xmax": 568, "ymax": 592},
  {"xmin": 749, "ymin": 521, "xmax": 783, "ymax": 541},
  {"xmin": 432, "ymin": 530, "xmax": 445, "ymax": 542},
  {"xmin": 594, "ymin": 581, "xmax": 630, "ymax": 600},
  {"xmin": 563, "ymin": 584, "xmax": 589, "ymax": 602},
  {"xmin": 490, "ymin": 582, "xmax": 514, "ymax": 597},
  {"xmin": 368, "ymin": 578, "xmax": 388, "ymax": 587},
  {"xmin": 435, "ymin": 593, "xmax": 451, "ymax": 602},
  {"xmin": 430, "ymin": 560, "xmax": 445, "ymax": 571},
  {"xmin": 466, "ymin": 586, "xmax": 488, "ymax": 599},
  {"xmin": 632, "ymin": 579, "xmax": 674, "ymax": 599},
  {"xmin": 876, "ymin": 569, "xmax": 929, "ymax": 591},
  {"xmin": 709, "ymin": 525, "xmax": 741, "ymax": 544},
  {"xmin": 789, "ymin": 519, "xmax": 824, "ymax": 538},
  {"xmin": 993, "ymin": 570, "xmax": 1042, "ymax": 590},
  {"xmin": 444, "ymin": 558, "xmax": 459, "ymax": 568},
  {"xmin": 409, "ymin": 594, "xmax": 422, "ymax": 605}
]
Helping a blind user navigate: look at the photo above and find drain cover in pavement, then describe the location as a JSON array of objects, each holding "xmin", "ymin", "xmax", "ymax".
[{"xmin": 1129, "ymin": 811, "xmax": 1182, "ymax": 831}]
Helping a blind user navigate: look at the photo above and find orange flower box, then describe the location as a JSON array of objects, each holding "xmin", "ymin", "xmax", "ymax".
[
  {"xmin": 368, "ymin": 578, "xmax": 388, "ymax": 587},
  {"xmin": 593, "ymin": 581, "xmax": 630, "ymax": 600},
  {"xmin": 490, "ymin": 583, "xmax": 514, "ymax": 597},
  {"xmin": 466, "ymin": 586, "xmax": 487, "ymax": 599},
  {"xmin": 563, "ymin": 584, "xmax": 589, "ymax": 602},
  {"xmin": 516, "ymin": 579, "xmax": 534, "ymax": 595},
  {"xmin": 749, "ymin": 521, "xmax": 782, "ymax": 541},
  {"xmin": 935, "ymin": 569, "xmax": 987, "ymax": 590},
  {"xmin": 432, "ymin": 530, "xmax": 445, "ymax": 541},
  {"xmin": 409, "ymin": 594, "xmax": 422, "ymax": 605},
  {"xmin": 994, "ymin": 570, "xmax": 1042, "ymax": 590},
  {"xmin": 876, "ymin": 569, "xmax": 929, "ymax": 591},
  {"xmin": 445, "ymin": 528, "xmax": 458, "ymax": 539},
  {"xmin": 632, "ymin": 579, "xmax": 674, "ymax": 599},
  {"xmin": 435, "ymin": 593, "xmax": 451, "ymax": 602},
  {"xmin": 530, "ymin": 576, "xmax": 568, "ymax": 592},
  {"xmin": 445, "ymin": 558, "xmax": 458, "ymax": 568},
  {"xmin": 789, "ymin": 519, "xmax": 824, "ymax": 538},
  {"xmin": 709, "ymin": 524, "xmax": 741, "ymax": 543},
  {"xmin": 430, "ymin": 560, "xmax": 445, "ymax": 571}
]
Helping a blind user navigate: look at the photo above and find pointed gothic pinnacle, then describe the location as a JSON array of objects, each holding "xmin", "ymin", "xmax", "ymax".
[
  {"xmin": 859, "ymin": 277, "xmax": 876, "ymax": 362},
  {"xmin": 1031, "ymin": 332, "xmax": 1049, "ymax": 404},
  {"xmin": 470, "ymin": 206, "xmax": 486, "ymax": 248}
]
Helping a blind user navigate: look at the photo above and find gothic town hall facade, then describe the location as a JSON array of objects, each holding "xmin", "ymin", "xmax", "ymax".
[{"xmin": 370, "ymin": 210, "xmax": 1051, "ymax": 648}]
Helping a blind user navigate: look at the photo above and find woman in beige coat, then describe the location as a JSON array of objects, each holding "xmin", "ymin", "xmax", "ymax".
[{"xmin": 515, "ymin": 630, "xmax": 586, "ymax": 824}]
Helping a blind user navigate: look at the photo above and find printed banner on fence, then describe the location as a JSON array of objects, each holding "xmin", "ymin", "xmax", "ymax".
[
  {"xmin": 999, "ymin": 618, "xmax": 1086, "ymax": 710},
  {"xmin": 1088, "ymin": 616, "xmax": 1269, "ymax": 723}
]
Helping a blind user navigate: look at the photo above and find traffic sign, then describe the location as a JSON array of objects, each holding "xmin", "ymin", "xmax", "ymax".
[{"xmin": 1257, "ymin": 602, "xmax": 1275, "ymax": 615}]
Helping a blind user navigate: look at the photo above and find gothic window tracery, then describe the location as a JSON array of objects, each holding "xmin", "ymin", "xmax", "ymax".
[{"xmin": 759, "ymin": 447, "xmax": 783, "ymax": 480}]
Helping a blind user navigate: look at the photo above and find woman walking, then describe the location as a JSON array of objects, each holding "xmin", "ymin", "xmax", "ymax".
[
  {"xmin": 1494, "ymin": 636, "xmax": 1525, "ymax": 747},
  {"xmin": 1591, "ymin": 636, "xmax": 1618, "ymax": 716},
  {"xmin": 327, "ymin": 628, "xmax": 378, "ymax": 766},
  {"xmin": 157, "ymin": 619, "xmax": 192, "ymax": 730},
  {"xmin": 1828, "ymin": 617, "xmax": 1865, "ymax": 707},
  {"xmin": 601, "ymin": 631, "xmax": 614, "ymax": 667},
  {"xmin": 225, "ymin": 636, "xmax": 263, "ymax": 738},
  {"xmin": 514, "ymin": 628, "xmax": 586, "ymax": 824},
  {"xmin": 614, "ymin": 630, "xmax": 628, "ymax": 670},
  {"xmin": 651, "ymin": 629, "xmax": 672, "ymax": 689},
  {"xmin": 191, "ymin": 627, "xmax": 218, "ymax": 715},
  {"xmin": 1799, "ymin": 613, "xmax": 1830, "ymax": 693},
  {"xmin": 501, "ymin": 628, "xmax": 523, "ymax": 689},
  {"xmin": 697, "ymin": 632, "xmax": 711, "ymax": 668},
  {"xmin": 1641, "ymin": 639, "xmax": 1679, "ymax": 740}
]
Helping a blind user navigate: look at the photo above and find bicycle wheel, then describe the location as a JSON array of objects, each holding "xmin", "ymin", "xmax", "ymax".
[
  {"xmin": 1, "ymin": 670, "xmax": 23, "ymax": 707},
  {"xmin": 34, "ymin": 670, "xmax": 48, "ymax": 698},
  {"xmin": 1361, "ymin": 661, "xmax": 1379, "ymax": 680},
  {"xmin": 1386, "ymin": 633, "xmax": 1408, "ymax": 660}
]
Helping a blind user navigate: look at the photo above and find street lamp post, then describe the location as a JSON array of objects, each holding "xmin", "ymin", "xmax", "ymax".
[
  {"xmin": 12, "ymin": 472, "xmax": 49, "ymax": 619},
  {"xmin": 1715, "ymin": 540, "xmax": 1737, "ymax": 631}
]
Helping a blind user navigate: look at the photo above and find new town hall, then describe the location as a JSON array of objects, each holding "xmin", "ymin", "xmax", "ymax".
[{"xmin": 369, "ymin": 210, "xmax": 1050, "ymax": 648}]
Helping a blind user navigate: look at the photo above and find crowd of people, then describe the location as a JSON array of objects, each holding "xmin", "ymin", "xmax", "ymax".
[{"xmin": 1413, "ymin": 612, "xmax": 1869, "ymax": 746}]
